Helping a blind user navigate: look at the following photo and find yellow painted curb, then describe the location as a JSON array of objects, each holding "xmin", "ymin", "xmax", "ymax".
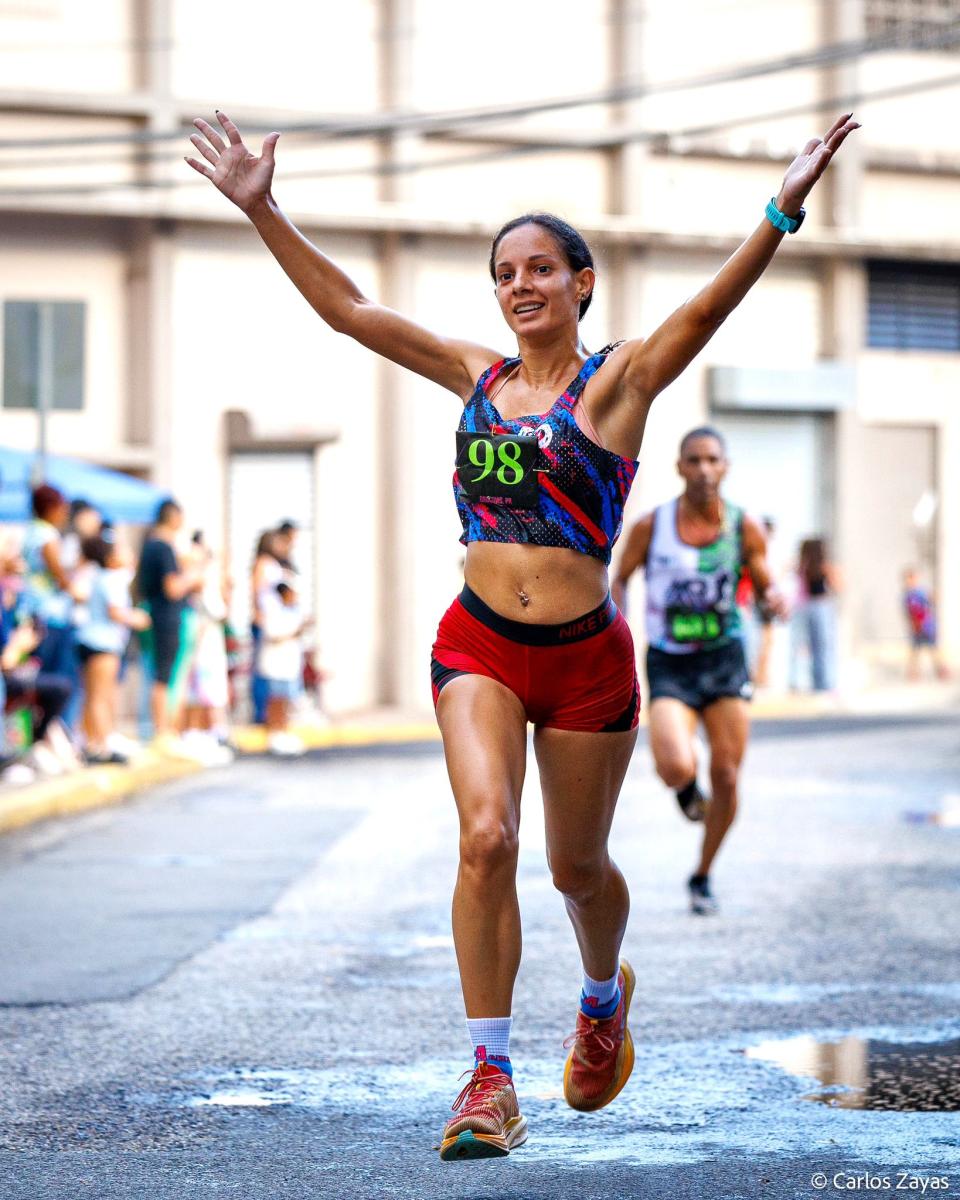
[
  {"xmin": 0, "ymin": 753, "xmax": 203, "ymax": 836},
  {"xmin": 230, "ymin": 721, "xmax": 442, "ymax": 754}
]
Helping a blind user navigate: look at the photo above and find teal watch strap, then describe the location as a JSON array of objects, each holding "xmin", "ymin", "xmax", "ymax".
[{"xmin": 765, "ymin": 197, "xmax": 804, "ymax": 234}]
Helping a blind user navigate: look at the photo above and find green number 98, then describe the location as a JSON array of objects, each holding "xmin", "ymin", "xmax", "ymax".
[
  {"xmin": 468, "ymin": 438, "xmax": 495, "ymax": 482},
  {"xmin": 467, "ymin": 438, "xmax": 526, "ymax": 487}
]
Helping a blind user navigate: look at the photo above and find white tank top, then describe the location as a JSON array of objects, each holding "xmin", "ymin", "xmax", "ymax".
[{"xmin": 644, "ymin": 497, "xmax": 744, "ymax": 654}]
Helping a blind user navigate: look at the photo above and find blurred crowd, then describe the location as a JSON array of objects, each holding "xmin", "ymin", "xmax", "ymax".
[
  {"xmin": 1, "ymin": 485, "xmax": 319, "ymax": 787},
  {"xmin": 739, "ymin": 523, "xmax": 947, "ymax": 693},
  {"xmin": 1, "ymin": 483, "xmax": 946, "ymax": 789}
]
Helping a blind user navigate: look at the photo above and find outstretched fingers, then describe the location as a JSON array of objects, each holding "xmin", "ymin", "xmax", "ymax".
[
  {"xmin": 825, "ymin": 116, "xmax": 860, "ymax": 152},
  {"xmin": 189, "ymin": 132, "xmax": 219, "ymax": 167},
  {"xmin": 260, "ymin": 131, "xmax": 280, "ymax": 165},
  {"xmin": 193, "ymin": 117, "xmax": 226, "ymax": 154},
  {"xmin": 184, "ymin": 155, "xmax": 214, "ymax": 180},
  {"xmin": 216, "ymin": 109, "xmax": 243, "ymax": 146},
  {"xmin": 824, "ymin": 112, "xmax": 853, "ymax": 141}
]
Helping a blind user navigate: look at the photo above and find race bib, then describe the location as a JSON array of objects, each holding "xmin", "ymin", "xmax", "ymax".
[
  {"xmin": 666, "ymin": 607, "xmax": 726, "ymax": 643},
  {"xmin": 455, "ymin": 431, "xmax": 540, "ymax": 507}
]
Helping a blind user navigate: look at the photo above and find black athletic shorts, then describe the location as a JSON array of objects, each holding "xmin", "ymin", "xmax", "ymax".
[
  {"xmin": 151, "ymin": 621, "xmax": 181, "ymax": 685},
  {"xmin": 646, "ymin": 639, "xmax": 752, "ymax": 712},
  {"xmin": 76, "ymin": 644, "xmax": 111, "ymax": 665}
]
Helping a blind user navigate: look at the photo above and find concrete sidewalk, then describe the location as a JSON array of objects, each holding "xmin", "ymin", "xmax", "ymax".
[{"xmin": 1, "ymin": 680, "xmax": 956, "ymax": 837}]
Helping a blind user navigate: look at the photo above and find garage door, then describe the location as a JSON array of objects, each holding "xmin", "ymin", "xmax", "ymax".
[{"xmin": 716, "ymin": 410, "xmax": 834, "ymax": 580}]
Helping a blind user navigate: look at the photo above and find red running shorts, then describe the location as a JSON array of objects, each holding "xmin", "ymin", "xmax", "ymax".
[{"xmin": 431, "ymin": 585, "xmax": 640, "ymax": 733}]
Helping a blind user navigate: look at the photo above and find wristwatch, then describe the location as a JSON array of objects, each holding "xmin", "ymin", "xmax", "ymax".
[{"xmin": 765, "ymin": 197, "xmax": 805, "ymax": 234}]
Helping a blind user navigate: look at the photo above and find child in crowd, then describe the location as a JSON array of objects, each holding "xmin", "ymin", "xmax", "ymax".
[
  {"xmin": 259, "ymin": 581, "xmax": 309, "ymax": 756},
  {"xmin": 902, "ymin": 568, "xmax": 949, "ymax": 682},
  {"xmin": 75, "ymin": 536, "xmax": 151, "ymax": 764}
]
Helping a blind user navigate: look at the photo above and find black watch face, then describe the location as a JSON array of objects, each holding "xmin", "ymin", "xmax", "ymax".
[{"xmin": 792, "ymin": 207, "xmax": 806, "ymax": 233}]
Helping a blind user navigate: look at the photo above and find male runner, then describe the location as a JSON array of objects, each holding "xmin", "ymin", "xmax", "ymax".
[{"xmin": 613, "ymin": 426, "xmax": 786, "ymax": 914}]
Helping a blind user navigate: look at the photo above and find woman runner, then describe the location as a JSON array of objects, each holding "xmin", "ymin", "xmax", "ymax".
[{"xmin": 186, "ymin": 108, "xmax": 859, "ymax": 1162}]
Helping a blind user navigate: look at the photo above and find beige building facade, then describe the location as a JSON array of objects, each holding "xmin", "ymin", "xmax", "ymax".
[{"xmin": 1, "ymin": 0, "xmax": 959, "ymax": 712}]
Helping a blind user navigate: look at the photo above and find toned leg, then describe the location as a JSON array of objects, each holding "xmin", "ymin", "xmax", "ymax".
[
  {"xmin": 755, "ymin": 622, "xmax": 774, "ymax": 688},
  {"xmin": 534, "ymin": 726, "xmax": 637, "ymax": 980},
  {"xmin": 266, "ymin": 695, "xmax": 288, "ymax": 731},
  {"xmin": 81, "ymin": 661, "xmax": 96, "ymax": 745},
  {"xmin": 85, "ymin": 654, "xmax": 119, "ymax": 750},
  {"xmin": 696, "ymin": 698, "xmax": 750, "ymax": 877},
  {"xmin": 150, "ymin": 682, "xmax": 170, "ymax": 737},
  {"xmin": 437, "ymin": 675, "xmax": 528, "ymax": 1017},
  {"xmin": 648, "ymin": 698, "xmax": 699, "ymax": 789}
]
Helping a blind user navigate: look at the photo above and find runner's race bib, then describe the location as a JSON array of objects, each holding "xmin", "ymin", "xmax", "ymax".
[
  {"xmin": 665, "ymin": 607, "xmax": 726, "ymax": 643},
  {"xmin": 456, "ymin": 431, "xmax": 540, "ymax": 507}
]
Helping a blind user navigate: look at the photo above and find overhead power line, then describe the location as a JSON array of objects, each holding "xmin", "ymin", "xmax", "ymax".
[
  {"xmin": 0, "ymin": 25, "xmax": 957, "ymax": 155},
  {"xmin": 1, "ymin": 68, "xmax": 958, "ymax": 200}
]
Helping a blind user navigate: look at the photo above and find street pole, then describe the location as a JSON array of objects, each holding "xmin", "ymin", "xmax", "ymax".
[{"xmin": 30, "ymin": 301, "xmax": 53, "ymax": 488}]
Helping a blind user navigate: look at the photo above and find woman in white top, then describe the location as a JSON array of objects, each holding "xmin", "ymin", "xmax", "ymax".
[{"xmin": 75, "ymin": 536, "xmax": 150, "ymax": 764}]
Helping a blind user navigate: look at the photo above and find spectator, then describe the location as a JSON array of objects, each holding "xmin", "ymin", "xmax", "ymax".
[
  {"xmin": 274, "ymin": 519, "xmax": 299, "ymax": 572},
  {"xmin": 903, "ymin": 567, "xmax": 949, "ymax": 682},
  {"xmin": 75, "ymin": 536, "xmax": 151, "ymax": 764},
  {"xmin": 182, "ymin": 532, "xmax": 233, "ymax": 765},
  {"xmin": 61, "ymin": 499, "xmax": 102, "ymax": 571},
  {"xmin": 790, "ymin": 537, "xmax": 840, "ymax": 692},
  {"xmin": 250, "ymin": 530, "xmax": 285, "ymax": 725},
  {"xmin": 135, "ymin": 498, "xmax": 204, "ymax": 747},
  {"xmin": 21, "ymin": 485, "xmax": 83, "ymax": 750},
  {"xmin": 1, "ymin": 616, "xmax": 73, "ymax": 778},
  {"xmin": 259, "ymin": 581, "xmax": 310, "ymax": 756}
]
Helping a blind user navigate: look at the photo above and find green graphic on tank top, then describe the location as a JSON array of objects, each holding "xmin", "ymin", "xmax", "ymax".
[{"xmin": 665, "ymin": 505, "xmax": 744, "ymax": 645}]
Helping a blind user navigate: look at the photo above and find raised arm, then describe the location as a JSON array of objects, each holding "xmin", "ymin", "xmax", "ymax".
[
  {"xmin": 742, "ymin": 515, "xmax": 788, "ymax": 619},
  {"xmin": 611, "ymin": 512, "xmax": 654, "ymax": 612},
  {"xmin": 592, "ymin": 114, "xmax": 860, "ymax": 449},
  {"xmin": 185, "ymin": 112, "xmax": 498, "ymax": 399}
]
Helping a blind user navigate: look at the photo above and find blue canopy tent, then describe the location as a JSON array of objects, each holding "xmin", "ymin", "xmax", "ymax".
[{"xmin": 0, "ymin": 446, "xmax": 167, "ymax": 524}]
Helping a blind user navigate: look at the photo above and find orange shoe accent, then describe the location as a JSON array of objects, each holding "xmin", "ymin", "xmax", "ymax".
[
  {"xmin": 562, "ymin": 959, "xmax": 636, "ymax": 1112},
  {"xmin": 439, "ymin": 1062, "xmax": 528, "ymax": 1162}
]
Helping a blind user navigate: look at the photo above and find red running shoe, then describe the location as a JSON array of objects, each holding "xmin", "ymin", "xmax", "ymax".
[
  {"xmin": 439, "ymin": 1062, "xmax": 528, "ymax": 1162},
  {"xmin": 562, "ymin": 959, "xmax": 636, "ymax": 1111}
]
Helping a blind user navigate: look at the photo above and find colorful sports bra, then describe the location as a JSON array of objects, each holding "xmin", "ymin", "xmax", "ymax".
[{"xmin": 453, "ymin": 352, "xmax": 638, "ymax": 566}]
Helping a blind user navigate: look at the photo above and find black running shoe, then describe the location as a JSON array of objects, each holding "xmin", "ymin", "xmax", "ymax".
[
  {"xmin": 688, "ymin": 874, "xmax": 718, "ymax": 916},
  {"xmin": 675, "ymin": 780, "xmax": 708, "ymax": 822}
]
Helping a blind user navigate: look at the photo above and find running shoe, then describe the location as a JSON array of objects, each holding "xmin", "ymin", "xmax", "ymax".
[
  {"xmin": 688, "ymin": 874, "xmax": 719, "ymax": 915},
  {"xmin": 675, "ymin": 779, "xmax": 708, "ymax": 822},
  {"xmin": 563, "ymin": 959, "xmax": 636, "ymax": 1112},
  {"xmin": 439, "ymin": 1062, "xmax": 528, "ymax": 1162}
]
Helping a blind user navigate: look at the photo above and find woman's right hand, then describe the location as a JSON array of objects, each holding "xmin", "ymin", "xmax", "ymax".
[{"xmin": 185, "ymin": 110, "xmax": 280, "ymax": 215}]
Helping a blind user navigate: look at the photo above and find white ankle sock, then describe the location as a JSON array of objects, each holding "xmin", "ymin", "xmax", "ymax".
[
  {"xmin": 466, "ymin": 1016, "xmax": 512, "ymax": 1062},
  {"xmin": 581, "ymin": 968, "xmax": 620, "ymax": 1007}
]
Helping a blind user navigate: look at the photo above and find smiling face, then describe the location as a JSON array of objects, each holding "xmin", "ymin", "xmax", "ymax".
[
  {"xmin": 492, "ymin": 223, "xmax": 594, "ymax": 341},
  {"xmin": 677, "ymin": 435, "xmax": 728, "ymax": 505}
]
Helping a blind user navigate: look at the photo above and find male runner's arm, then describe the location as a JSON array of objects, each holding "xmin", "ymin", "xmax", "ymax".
[
  {"xmin": 611, "ymin": 513, "xmax": 653, "ymax": 613},
  {"xmin": 185, "ymin": 112, "xmax": 498, "ymax": 401},
  {"xmin": 587, "ymin": 114, "xmax": 860, "ymax": 451},
  {"xmin": 742, "ymin": 516, "xmax": 788, "ymax": 620}
]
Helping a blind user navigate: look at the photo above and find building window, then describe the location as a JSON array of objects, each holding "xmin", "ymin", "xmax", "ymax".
[
  {"xmin": 2, "ymin": 300, "xmax": 85, "ymax": 410},
  {"xmin": 867, "ymin": 261, "xmax": 960, "ymax": 351},
  {"xmin": 866, "ymin": 1, "xmax": 960, "ymax": 49}
]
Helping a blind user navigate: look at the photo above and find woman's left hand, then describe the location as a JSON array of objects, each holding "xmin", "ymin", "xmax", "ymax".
[{"xmin": 777, "ymin": 113, "xmax": 861, "ymax": 215}]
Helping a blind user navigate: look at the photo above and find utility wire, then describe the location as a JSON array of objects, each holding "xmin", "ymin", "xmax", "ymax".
[
  {"xmin": 0, "ymin": 25, "xmax": 956, "ymax": 154},
  {"xmin": 1, "ymin": 68, "xmax": 957, "ymax": 200},
  {"xmin": 0, "ymin": 0, "xmax": 872, "ymax": 54}
]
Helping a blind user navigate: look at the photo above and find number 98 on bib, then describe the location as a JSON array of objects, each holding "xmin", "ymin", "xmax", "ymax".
[{"xmin": 456, "ymin": 432, "xmax": 540, "ymax": 507}]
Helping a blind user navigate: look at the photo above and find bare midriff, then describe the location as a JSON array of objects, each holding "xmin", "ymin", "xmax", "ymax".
[{"xmin": 464, "ymin": 542, "xmax": 609, "ymax": 624}]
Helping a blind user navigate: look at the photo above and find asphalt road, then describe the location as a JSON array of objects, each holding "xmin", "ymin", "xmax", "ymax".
[{"xmin": 0, "ymin": 714, "xmax": 958, "ymax": 1200}]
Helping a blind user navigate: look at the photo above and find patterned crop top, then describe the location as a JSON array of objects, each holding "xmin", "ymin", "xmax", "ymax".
[{"xmin": 453, "ymin": 353, "xmax": 638, "ymax": 567}]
